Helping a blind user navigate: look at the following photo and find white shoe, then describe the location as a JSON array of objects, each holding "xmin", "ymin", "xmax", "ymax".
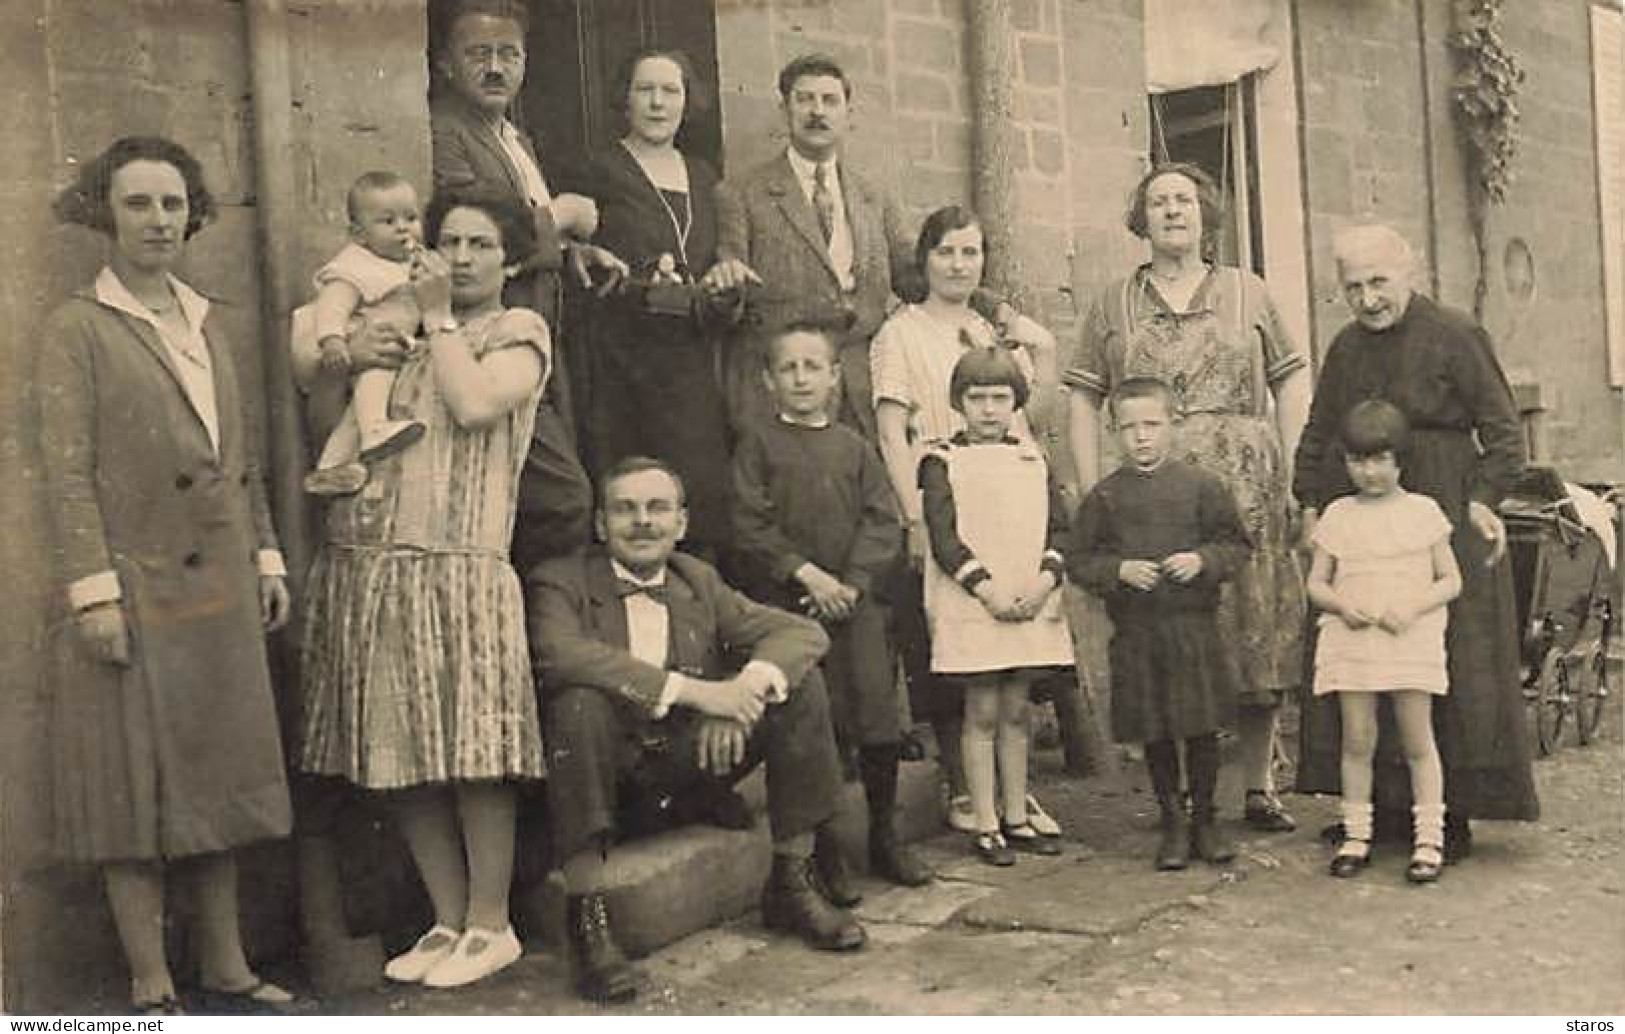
[
  {"xmin": 383, "ymin": 924, "xmax": 460, "ymax": 983},
  {"xmin": 1025, "ymin": 793, "xmax": 1063, "ymax": 837},
  {"xmin": 421, "ymin": 925, "xmax": 522, "ymax": 989},
  {"xmin": 946, "ymin": 794, "xmax": 978, "ymax": 833}
]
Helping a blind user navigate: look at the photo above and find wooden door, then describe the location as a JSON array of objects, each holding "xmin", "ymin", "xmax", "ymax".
[{"xmin": 519, "ymin": 0, "xmax": 724, "ymax": 172}]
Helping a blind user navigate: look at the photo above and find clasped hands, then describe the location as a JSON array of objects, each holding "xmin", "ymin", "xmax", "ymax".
[
  {"xmin": 973, "ymin": 570, "xmax": 1060, "ymax": 622},
  {"xmin": 1117, "ymin": 552, "xmax": 1204, "ymax": 592},
  {"xmin": 795, "ymin": 563, "xmax": 859, "ymax": 623},
  {"xmin": 675, "ymin": 667, "xmax": 781, "ymax": 775},
  {"xmin": 1335, "ymin": 599, "xmax": 1420, "ymax": 635}
]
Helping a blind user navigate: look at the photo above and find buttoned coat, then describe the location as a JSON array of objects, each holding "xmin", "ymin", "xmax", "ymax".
[
  {"xmin": 36, "ymin": 285, "xmax": 292, "ymax": 861},
  {"xmin": 715, "ymin": 153, "xmax": 913, "ymax": 436}
]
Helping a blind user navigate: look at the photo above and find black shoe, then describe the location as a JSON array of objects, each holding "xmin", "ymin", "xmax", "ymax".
[
  {"xmin": 1443, "ymin": 816, "xmax": 1473, "ymax": 865},
  {"xmin": 972, "ymin": 830, "xmax": 1016, "ymax": 867},
  {"xmin": 814, "ymin": 826, "xmax": 862, "ymax": 907},
  {"xmin": 870, "ymin": 828, "xmax": 933, "ymax": 886},
  {"xmin": 1189, "ymin": 817, "xmax": 1236, "ymax": 865},
  {"xmin": 1243, "ymin": 790, "xmax": 1297, "ymax": 832},
  {"xmin": 1001, "ymin": 822, "xmax": 1062, "ymax": 856},
  {"xmin": 761, "ymin": 854, "xmax": 867, "ymax": 951},
  {"xmin": 1407, "ymin": 843, "xmax": 1444, "ymax": 884},
  {"xmin": 1328, "ymin": 841, "xmax": 1371, "ymax": 878},
  {"xmin": 1155, "ymin": 812, "xmax": 1190, "ymax": 871},
  {"xmin": 567, "ymin": 894, "xmax": 637, "ymax": 1004},
  {"xmin": 898, "ymin": 730, "xmax": 928, "ymax": 763}
]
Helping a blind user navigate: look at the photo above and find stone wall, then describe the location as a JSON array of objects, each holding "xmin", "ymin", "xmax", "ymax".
[
  {"xmin": 1295, "ymin": 0, "xmax": 1623, "ymax": 483},
  {"xmin": 0, "ymin": 0, "xmax": 430, "ymax": 1011}
]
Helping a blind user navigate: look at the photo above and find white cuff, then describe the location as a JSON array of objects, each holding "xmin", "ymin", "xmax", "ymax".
[
  {"xmin": 952, "ymin": 559, "xmax": 986, "ymax": 583},
  {"xmin": 68, "ymin": 570, "xmax": 122, "ymax": 612},
  {"xmin": 744, "ymin": 659, "xmax": 790, "ymax": 704},
  {"xmin": 256, "ymin": 549, "xmax": 288, "ymax": 578},
  {"xmin": 651, "ymin": 672, "xmax": 686, "ymax": 720}
]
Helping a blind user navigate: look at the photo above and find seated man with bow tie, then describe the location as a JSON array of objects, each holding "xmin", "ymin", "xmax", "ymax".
[{"xmin": 528, "ymin": 456, "xmax": 865, "ymax": 1004}]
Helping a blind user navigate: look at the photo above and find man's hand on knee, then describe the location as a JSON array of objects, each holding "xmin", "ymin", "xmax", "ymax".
[
  {"xmin": 676, "ymin": 675, "xmax": 767, "ymax": 727},
  {"xmin": 696, "ymin": 718, "xmax": 749, "ymax": 774}
]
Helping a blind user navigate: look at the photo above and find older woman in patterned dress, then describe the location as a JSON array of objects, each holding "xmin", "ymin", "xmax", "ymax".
[
  {"xmin": 1065, "ymin": 162, "xmax": 1312, "ymax": 833},
  {"xmin": 300, "ymin": 189, "xmax": 550, "ymax": 989}
]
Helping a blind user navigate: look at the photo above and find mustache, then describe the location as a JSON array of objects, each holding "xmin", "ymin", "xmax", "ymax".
[
  {"xmin": 481, "ymin": 73, "xmax": 509, "ymax": 88},
  {"xmin": 802, "ymin": 117, "xmax": 831, "ymax": 129}
]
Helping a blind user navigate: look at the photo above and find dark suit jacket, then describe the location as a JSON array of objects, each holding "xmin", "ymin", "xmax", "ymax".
[
  {"xmin": 527, "ymin": 547, "xmax": 830, "ymax": 715},
  {"xmin": 716, "ymin": 152, "xmax": 911, "ymax": 346},
  {"xmin": 429, "ymin": 93, "xmax": 565, "ymax": 311}
]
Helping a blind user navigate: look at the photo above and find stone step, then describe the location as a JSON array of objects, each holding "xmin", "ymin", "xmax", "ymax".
[{"xmin": 519, "ymin": 760, "xmax": 944, "ymax": 959}]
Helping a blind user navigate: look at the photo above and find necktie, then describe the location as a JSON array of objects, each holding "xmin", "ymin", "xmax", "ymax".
[
  {"xmin": 812, "ymin": 162, "xmax": 836, "ymax": 245},
  {"xmin": 616, "ymin": 578, "xmax": 670, "ymax": 605}
]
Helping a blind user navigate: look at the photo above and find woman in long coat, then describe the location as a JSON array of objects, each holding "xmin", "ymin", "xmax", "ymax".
[{"xmin": 37, "ymin": 136, "xmax": 295, "ymax": 1013}]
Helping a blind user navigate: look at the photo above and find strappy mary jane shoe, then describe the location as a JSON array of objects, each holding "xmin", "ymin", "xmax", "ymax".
[
  {"xmin": 1407, "ymin": 842, "xmax": 1444, "ymax": 884},
  {"xmin": 1328, "ymin": 839, "xmax": 1371, "ymax": 878}
]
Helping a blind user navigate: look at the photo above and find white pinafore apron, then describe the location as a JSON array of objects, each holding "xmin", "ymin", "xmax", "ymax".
[{"xmin": 924, "ymin": 442, "xmax": 1075, "ymax": 674}]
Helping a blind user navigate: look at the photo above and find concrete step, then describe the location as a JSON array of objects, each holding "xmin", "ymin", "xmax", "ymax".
[{"xmin": 518, "ymin": 759, "xmax": 944, "ymax": 959}]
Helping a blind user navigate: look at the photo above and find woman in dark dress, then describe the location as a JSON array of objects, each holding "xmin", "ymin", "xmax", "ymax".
[
  {"xmin": 574, "ymin": 47, "xmax": 731, "ymax": 555},
  {"xmin": 1294, "ymin": 224, "xmax": 1539, "ymax": 859}
]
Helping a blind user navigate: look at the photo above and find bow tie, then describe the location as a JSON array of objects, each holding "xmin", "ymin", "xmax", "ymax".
[{"xmin": 616, "ymin": 578, "xmax": 669, "ymax": 605}]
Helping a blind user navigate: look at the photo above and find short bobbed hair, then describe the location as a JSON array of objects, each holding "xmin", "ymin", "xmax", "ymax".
[
  {"xmin": 949, "ymin": 346, "xmax": 1029, "ymax": 412},
  {"xmin": 611, "ymin": 47, "xmax": 711, "ymax": 121},
  {"xmin": 53, "ymin": 135, "xmax": 216, "ymax": 240},
  {"xmin": 777, "ymin": 53, "xmax": 851, "ymax": 101},
  {"xmin": 1340, "ymin": 399, "xmax": 1411, "ymax": 460},
  {"xmin": 1108, "ymin": 376, "xmax": 1177, "ymax": 423},
  {"xmin": 599, "ymin": 455, "xmax": 687, "ymax": 509},
  {"xmin": 1123, "ymin": 161, "xmax": 1224, "ymax": 252},
  {"xmin": 424, "ymin": 188, "xmax": 538, "ymax": 269},
  {"xmin": 905, "ymin": 205, "xmax": 985, "ymax": 304}
]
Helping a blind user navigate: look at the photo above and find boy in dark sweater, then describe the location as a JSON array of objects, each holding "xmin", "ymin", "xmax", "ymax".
[{"xmin": 731, "ymin": 319, "xmax": 932, "ymax": 893}]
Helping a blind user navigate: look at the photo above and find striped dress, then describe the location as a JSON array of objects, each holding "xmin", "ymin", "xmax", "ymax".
[{"xmin": 300, "ymin": 308, "xmax": 549, "ymax": 788}]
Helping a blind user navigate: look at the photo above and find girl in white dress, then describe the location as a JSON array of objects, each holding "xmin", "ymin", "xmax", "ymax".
[{"xmin": 1307, "ymin": 400, "xmax": 1462, "ymax": 883}]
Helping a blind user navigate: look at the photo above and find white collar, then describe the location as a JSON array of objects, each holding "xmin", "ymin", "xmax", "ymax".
[
  {"xmin": 610, "ymin": 558, "xmax": 668, "ymax": 587},
  {"xmin": 777, "ymin": 411, "xmax": 830, "ymax": 429},
  {"xmin": 786, "ymin": 148, "xmax": 838, "ymax": 186},
  {"xmin": 94, "ymin": 267, "xmax": 209, "ymax": 330}
]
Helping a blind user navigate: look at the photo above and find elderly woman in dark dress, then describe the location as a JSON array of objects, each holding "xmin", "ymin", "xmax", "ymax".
[
  {"xmin": 1294, "ymin": 224, "xmax": 1539, "ymax": 859},
  {"xmin": 571, "ymin": 47, "xmax": 732, "ymax": 557},
  {"xmin": 38, "ymin": 136, "xmax": 295, "ymax": 1014}
]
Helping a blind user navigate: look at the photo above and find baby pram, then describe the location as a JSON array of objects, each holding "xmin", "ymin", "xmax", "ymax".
[{"xmin": 1499, "ymin": 466, "xmax": 1618, "ymax": 755}]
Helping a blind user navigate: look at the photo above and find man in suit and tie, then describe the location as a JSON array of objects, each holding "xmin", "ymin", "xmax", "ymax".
[
  {"xmin": 529, "ymin": 456, "xmax": 867, "ymax": 1004},
  {"xmin": 429, "ymin": 0, "xmax": 625, "ymax": 573},
  {"xmin": 703, "ymin": 53, "xmax": 914, "ymax": 440}
]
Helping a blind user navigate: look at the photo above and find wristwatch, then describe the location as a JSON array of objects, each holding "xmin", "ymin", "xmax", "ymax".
[{"xmin": 429, "ymin": 314, "xmax": 459, "ymax": 335}]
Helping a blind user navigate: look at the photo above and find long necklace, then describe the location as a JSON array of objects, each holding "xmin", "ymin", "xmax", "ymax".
[{"xmin": 621, "ymin": 139, "xmax": 693, "ymax": 271}]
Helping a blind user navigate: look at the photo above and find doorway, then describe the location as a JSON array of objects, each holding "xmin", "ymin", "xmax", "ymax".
[{"xmin": 427, "ymin": 0, "xmax": 724, "ymax": 173}]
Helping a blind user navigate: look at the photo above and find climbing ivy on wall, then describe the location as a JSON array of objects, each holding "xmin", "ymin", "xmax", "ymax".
[{"xmin": 1447, "ymin": 0, "xmax": 1525, "ymax": 320}]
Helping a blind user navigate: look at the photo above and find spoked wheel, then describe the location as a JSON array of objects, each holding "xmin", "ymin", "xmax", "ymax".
[
  {"xmin": 1571, "ymin": 601, "xmax": 1614, "ymax": 745},
  {"xmin": 1526, "ymin": 646, "xmax": 1569, "ymax": 757}
]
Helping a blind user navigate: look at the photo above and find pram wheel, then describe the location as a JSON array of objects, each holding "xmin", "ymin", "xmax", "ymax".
[{"xmin": 1572, "ymin": 599, "xmax": 1613, "ymax": 745}]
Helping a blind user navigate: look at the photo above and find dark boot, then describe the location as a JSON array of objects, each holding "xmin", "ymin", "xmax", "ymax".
[
  {"xmin": 1443, "ymin": 813, "xmax": 1473, "ymax": 864},
  {"xmin": 1145, "ymin": 740, "xmax": 1189, "ymax": 871},
  {"xmin": 861, "ymin": 744, "xmax": 932, "ymax": 886},
  {"xmin": 1186, "ymin": 734, "xmax": 1235, "ymax": 865},
  {"xmin": 567, "ymin": 894, "xmax": 636, "ymax": 1004},
  {"xmin": 760, "ymin": 853, "xmax": 867, "ymax": 951},
  {"xmin": 813, "ymin": 825, "xmax": 861, "ymax": 907}
]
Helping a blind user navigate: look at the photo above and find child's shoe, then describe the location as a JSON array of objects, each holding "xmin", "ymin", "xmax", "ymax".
[
  {"xmin": 1001, "ymin": 822, "xmax": 1062, "ymax": 856},
  {"xmin": 1023, "ymin": 793, "xmax": 1063, "ymax": 837},
  {"xmin": 420, "ymin": 925, "xmax": 522, "ymax": 989},
  {"xmin": 1189, "ymin": 814, "xmax": 1236, "ymax": 865},
  {"xmin": 304, "ymin": 461, "xmax": 368, "ymax": 496},
  {"xmin": 1155, "ymin": 808, "xmax": 1190, "ymax": 871},
  {"xmin": 972, "ymin": 830, "xmax": 1015, "ymax": 867},
  {"xmin": 1406, "ymin": 843, "xmax": 1444, "ymax": 883},
  {"xmin": 1328, "ymin": 839, "xmax": 1371, "ymax": 878},
  {"xmin": 359, "ymin": 419, "xmax": 426, "ymax": 462},
  {"xmin": 946, "ymin": 794, "xmax": 978, "ymax": 833}
]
